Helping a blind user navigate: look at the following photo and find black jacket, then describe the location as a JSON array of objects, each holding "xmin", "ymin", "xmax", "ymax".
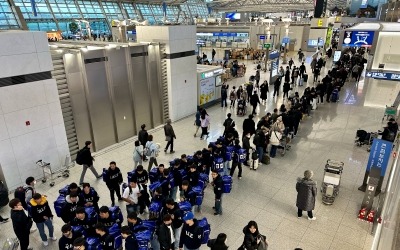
[
  {"xmin": 242, "ymin": 136, "xmax": 251, "ymax": 150},
  {"xmin": 71, "ymin": 213, "xmax": 97, "ymax": 237},
  {"xmin": 11, "ymin": 209, "xmax": 32, "ymax": 236},
  {"xmin": 79, "ymin": 146, "xmax": 93, "ymax": 165},
  {"xmin": 105, "ymin": 167, "xmax": 123, "ymax": 187},
  {"xmin": 179, "ymin": 219, "xmax": 202, "ymax": 249},
  {"xmin": 79, "ymin": 189, "xmax": 100, "ymax": 208},
  {"xmin": 135, "ymin": 170, "xmax": 149, "ymax": 185},
  {"xmin": 186, "ymin": 170, "xmax": 200, "ymax": 187},
  {"xmin": 99, "ymin": 233, "xmax": 115, "ymax": 250},
  {"xmin": 58, "ymin": 231, "xmax": 83, "ymax": 250},
  {"xmin": 158, "ymin": 223, "xmax": 174, "ymax": 250},
  {"xmin": 243, "ymin": 118, "xmax": 256, "ymax": 135},
  {"xmin": 161, "ymin": 202, "xmax": 184, "ymax": 229},
  {"xmin": 207, "ymin": 239, "xmax": 229, "ymax": 250},
  {"xmin": 171, "ymin": 166, "xmax": 183, "ymax": 187},
  {"xmin": 138, "ymin": 129, "xmax": 148, "ymax": 146},
  {"xmin": 125, "ymin": 234, "xmax": 139, "ymax": 250},
  {"xmin": 61, "ymin": 195, "xmax": 79, "ymax": 223},
  {"xmin": 250, "ymin": 94, "xmax": 260, "ymax": 106},
  {"xmin": 242, "ymin": 226, "xmax": 259, "ymax": 250},
  {"xmin": 212, "ymin": 174, "xmax": 224, "ymax": 199},
  {"xmin": 29, "ymin": 196, "xmax": 53, "ymax": 223}
]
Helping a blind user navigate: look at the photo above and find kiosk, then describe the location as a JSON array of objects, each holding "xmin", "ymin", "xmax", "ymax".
[
  {"xmin": 269, "ymin": 50, "xmax": 280, "ymax": 84},
  {"xmin": 197, "ymin": 65, "xmax": 224, "ymax": 108}
]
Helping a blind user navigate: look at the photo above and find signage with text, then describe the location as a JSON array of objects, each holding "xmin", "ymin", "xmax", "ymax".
[
  {"xmin": 342, "ymin": 31, "xmax": 375, "ymax": 47},
  {"xmin": 365, "ymin": 71, "xmax": 400, "ymax": 81},
  {"xmin": 366, "ymin": 139, "xmax": 392, "ymax": 176}
]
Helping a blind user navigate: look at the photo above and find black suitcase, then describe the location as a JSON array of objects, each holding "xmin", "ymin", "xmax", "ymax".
[{"xmin": 303, "ymin": 73, "xmax": 308, "ymax": 82}]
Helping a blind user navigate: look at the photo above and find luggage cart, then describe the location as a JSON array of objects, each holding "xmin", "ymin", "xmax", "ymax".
[
  {"xmin": 36, "ymin": 157, "xmax": 70, "ymax": 187},
  {"xmin": 2, "ymin": 238, "xmax": 19, "ymax": 250},
  {"xmin": 321, "ymin": 159, "xmax": 344, "ymax": 205},
  {"xmin": 382, "ymin": 105, "xmax": 396, "ymax": 122}
]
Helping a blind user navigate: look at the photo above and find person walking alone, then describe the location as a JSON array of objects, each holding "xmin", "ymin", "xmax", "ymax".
[
  {"xmin": 296, "ymin": 170, "xmax": 317, "ymax": 220},
  {"xmin": 145, "ymin": 135, "xmax": 159, "ymax": 171},
  {"xmin": 194, "ymin": 106, "xmax": 202, "ymax": 137},
  {"xmin": 250, "ymin": 91, "xmax": 261, "ymax": 115},
  {"xmin": 138, "ymin": 124, "xmax": 149, "ymax": 161},
  {"xmin": 78, "ymin": 141, "xmax": 102, "ymax": 185},
  {"xmin": 200, "ymin": 109, "xmax": 210, "ymax": 140},
  {"xmin": 164, "ymin": 119, "xmax": 176, "ymax": 154},
  {"xmin": 133, "ymin": 140, "xmax": 144, "ymax": 168},
  {"xmin": 104, "ymin": 161, "xmax": 123, "ymax": 207}
]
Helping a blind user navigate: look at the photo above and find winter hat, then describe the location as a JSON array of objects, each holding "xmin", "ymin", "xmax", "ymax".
[
  {"xmin": 183, "ymin": 212, "xmax": 194, "ymax": 221},
  {"xmin": 304, "ymin": 170, "xmax": 313, "ymax": 180}
]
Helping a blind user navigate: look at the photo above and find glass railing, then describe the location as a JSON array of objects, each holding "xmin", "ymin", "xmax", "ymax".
[{"xmin": 372, "ymin": 134, "xmax": 400, "ymax": 249}]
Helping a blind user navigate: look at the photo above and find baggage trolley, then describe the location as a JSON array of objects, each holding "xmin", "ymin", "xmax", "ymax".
[
  {"xmin": 382, "ymin": 105, "xmax": 396, "ymax": 122},
  {"xmin": 2, "ymin": 238, "xmax": 19, "ymax": 250},
  {"xmin": 36, "ymin": 157, "xmax": 70, "ymax": 187},
  {"xmin": 321, "ymin": 159, "xmax": 344, "ymax": 205}
]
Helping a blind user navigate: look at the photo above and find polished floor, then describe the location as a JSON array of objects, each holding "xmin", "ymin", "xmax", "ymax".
[{"xmin": 0, "ymin": 49, "xmax": 387, "ymax": 250}]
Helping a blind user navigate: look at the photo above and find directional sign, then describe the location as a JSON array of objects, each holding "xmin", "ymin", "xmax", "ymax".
[
  {"xmin": 282, "ymin": 37, "xmax": 290, "ymax": 44},
  {"xmin": 263, "ymin": 43, "xmax": 271, "ymax": 49}
]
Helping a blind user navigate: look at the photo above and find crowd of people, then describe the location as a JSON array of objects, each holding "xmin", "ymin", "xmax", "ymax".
[{"xmin": 1, "ymin": 47, "xmax": 375, "ymax": 250}]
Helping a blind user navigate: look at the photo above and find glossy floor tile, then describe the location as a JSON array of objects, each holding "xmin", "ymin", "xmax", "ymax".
[{"xmin": 0, "ymin": 50, "xmax": 384, "ymax": 250}]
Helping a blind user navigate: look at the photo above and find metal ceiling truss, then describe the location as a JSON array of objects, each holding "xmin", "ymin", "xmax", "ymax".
[{"xmin": 208, "ymin": 0, "xmax": 316, "ymax": 12}]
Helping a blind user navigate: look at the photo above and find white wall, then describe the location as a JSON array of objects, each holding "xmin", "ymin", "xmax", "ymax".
[
  {"xmin": 0, "ymin": 31, "xmax": 69, "ymax": 190},
  {"xmin": 137, "ymin": 26, "xmax": 197, "ymax": 122},
  {"xmin": 372, "ymin": 32, "xmax": 400, "ymax": 71}
]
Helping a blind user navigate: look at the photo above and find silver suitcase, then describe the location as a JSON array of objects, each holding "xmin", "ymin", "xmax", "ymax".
[{"xmin": 2, "ymin": 238, "xmax": 19, "ymax": 250}]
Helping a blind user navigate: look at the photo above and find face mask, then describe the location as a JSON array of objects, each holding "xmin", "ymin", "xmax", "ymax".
[{"xmin": 33, "ymin": 180, "xmax": 37, "ymax": 185}]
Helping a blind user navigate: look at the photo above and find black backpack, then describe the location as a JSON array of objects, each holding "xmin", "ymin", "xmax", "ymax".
[
  {"xmin": 75, "ymin": 149, "xmax": 84, "ymax": 165},
  {"xmin": 0, "ymin": 180, "xmax": 9, "ymax": 208},
  {"xmin": 14, "ymin": 186, "xmax": 32, "ymax": 209}
]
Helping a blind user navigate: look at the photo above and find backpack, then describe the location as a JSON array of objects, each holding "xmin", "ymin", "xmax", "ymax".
[
  {"xmin": 86, "ymin": 237, "xmax": 101, "ymax": 250},
  {"xmin": 75, "ymin": 149, "xmax": 84, "ymax": 165},
  {"xmin": 14, "ymin": 186, "xmax": 32, "ymax": 209},
  {"xmin": 54, "ymin": 195, "xmax": 66, "ymax": 217},
  {"xmin": 85, "ymin": 206, "xmax": 98, "ymax": 223},
  {"xmin": 225, "ymin": 146, "xmax": 235, "ymax": 161},
  {"xmin": 236, "ymin": 148, "xmax": 247, "ymax": 163},
  {"xmin": 109, "ymin": 206, "xmax": 124, "ymax": 224},
  {"xmin": 149, "ymin": 168, "xmax": 158, "ymax": 183},
  {"xmin": 178, "ymin": 201, "xmax": 192, "ymax": 215},
  {"xmin": 198, "ymin": 173, "xmax": 209, "ymax": 189},
  {"xmin": 120, "ymin": 183, "xmax": 128, "ymax": 196},
  {"xmin": 149, "ymin": 200, "xmax": 162, "ymax": 220},
  {"xmin": 108, "ymin": 223, "xmax": 122, "ymax": 249},
  {"xmin": 229, "ymin": 91, "xmax": 235, "ymax": 100},
  {"xmin": 127, "ymin": 170, "xmax": 136, "ymax": 183},
  {"xmin": 0, "ymin": 180, "xmax": 9, "ymax": 207},
  {"xmin": 59, "ymin": 185, "xmax": 70, "ymax": 196},
  {"xmin": 222, "ymin": 175, "xmax": 232, "ymax": 193},
  {"xmin": 197, "ymin": 218, "xmax": 211, "ymax": 244},
  {"xmin": 190, "ymin": 186, "xmax": 204, "ymax": 206},
  {"xmin": 72, "ymin": 225, "xmax": 86, "ymax": 237},
  {"xmin": 253, "ymin": 132, "xmax": 261, "ymax": 146},
  {"xmin": 135, "ymin": 230, "xmax": 152, "ymax": 250},
  {"xmin": 388, "ymin": 130, "xmax": 396, "ymax": 142},
  {"xmin": 212, "ymin": 157, "xmax": 224, "ymax": 173}
]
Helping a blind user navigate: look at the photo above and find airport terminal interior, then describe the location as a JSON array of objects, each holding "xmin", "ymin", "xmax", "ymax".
[{"xmin": 1, "ymin": 1, "xmax": 400, "ymax": 250}]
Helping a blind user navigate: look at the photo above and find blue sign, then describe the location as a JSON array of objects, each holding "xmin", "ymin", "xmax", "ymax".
[
  {"xmin": 365, "ymin": 71, "xmax": 400, "ymax": 81},
  {"xmin": 212, "ymin": 32, "xmax": 237, "ymax": 37},
  {"xmin": 366, "ymin": 139, "xmax": 392, "ymax": 176},
  {"xmin": 269, "ymin": 51, "xmax": 279, "ymax": 60},
  {"xmin": 308, "ymin": 39, "xmax": 324, "ymax": 47},
  {"xmin": 126, "ymin": 30, "xmax": 136, "ymax": 34},
  {"xmin": 259, "ymin": 35, "xmax": 265, "ymax": 39},
  {"xmin": 342, "ymin": 31, "xmax": 375, "ymax": 47},
  {"xmin": 282, "ymin": 37, "xmax": 290, "ymax": 44},
  {"xmin": 259, "ymin": 35, "xmax": 272, "ymax": 40}
]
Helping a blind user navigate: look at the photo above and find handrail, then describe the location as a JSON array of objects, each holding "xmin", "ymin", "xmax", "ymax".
[{"xmin": 371, "ymin": 135, "xmax": 400, "ymax": 249}]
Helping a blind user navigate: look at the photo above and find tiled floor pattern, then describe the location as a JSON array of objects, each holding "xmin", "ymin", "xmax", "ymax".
[{"xmin": 0, "ymin": 50, "xmax": 384, "ymax": 250}]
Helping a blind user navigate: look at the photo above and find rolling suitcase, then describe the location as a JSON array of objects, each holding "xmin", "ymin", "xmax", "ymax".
[
  {"xmin": 2, "ymin": 238, "xmax": 19, "ymax": 250},
  {"xmin": 251, "ymin": 149, "xmax": 259, "ymax": 170},
  {"xmin": 303, "ymin": 73, "xmax": 308, "ymax": 84}
]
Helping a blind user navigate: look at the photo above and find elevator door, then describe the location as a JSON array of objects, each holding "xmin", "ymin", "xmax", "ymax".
[{"xmin": 83, "ymin": 50, "xmax": 117, "ymax": 150}]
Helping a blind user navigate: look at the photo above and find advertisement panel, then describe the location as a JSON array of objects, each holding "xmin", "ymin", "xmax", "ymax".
[
  {"xmin": 366, "ymin": 138, "xmax": 392, "ymax": 176},
  {"xmin": 342, "ymin": 31, "xmax": 375, "ymax": 47},
  {"xmin": 199, "ymin": 77, "xmax": 216, "ymax": 105}
]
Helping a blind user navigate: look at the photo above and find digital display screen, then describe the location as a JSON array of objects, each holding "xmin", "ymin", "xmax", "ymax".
[
  {"xmin": 225, "ymin": 13, "xmax": 241, "ymax": 20},
  {"xmin": 342, "ymin": 31, "xmax": 375, "ymax": 47},
  {"xmin": 308, "ymin": 39, "xmax": 324, "ymax": 47}
]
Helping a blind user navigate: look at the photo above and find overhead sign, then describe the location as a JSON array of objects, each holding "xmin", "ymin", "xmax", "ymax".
[
  {"xmin": 343, "ymin": 31, "xmax": 375, "ymax": 47},
  {"xmin": 212, "ymin": 32, "xmax": 248, "ymax": 37},
  {"xmin": 259, "ymin": 35, "xmax": 272, "ymax": 40},
  {"xmin": 366, "ymin": 139, "xmax": 392, "ymax": 176},
  {"xmin": 365, "ymin": 71, "xmax": 400, "ymax": 81},
  {"xmin": 263, "ymin": 43, "xmax": 271, "ymax": 49},
  {"xmin": 282, "ymin": 37, "xmax": 290, "ymax": 44},
  {"xmin": 269, "ymin": 50, "xmax": 279, "ymax": 59}
]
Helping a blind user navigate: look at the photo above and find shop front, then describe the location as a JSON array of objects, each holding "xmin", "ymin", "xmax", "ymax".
[
  {"xmin": 196, "ymin": 32, "xmax": 249, "ymax": 48},
  {"xmin": 197, "ymin": 65, "xmax": 224, "ymax": 108}
]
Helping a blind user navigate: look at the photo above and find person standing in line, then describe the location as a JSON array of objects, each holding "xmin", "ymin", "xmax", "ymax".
[
  {"xmin": 194, "ymin": 106, "xmax": 202, "ymax": 137},
  {"xmin": 58, "ymin": 224, "xmax": 83, "ymax": 250},
  {"xmin": 230, "ymin": 139, "xmax": 243, "ymax": 179},
  {"xmin": 313, "ymin": 67, "xmax": 320, "ymax": 83},
  {"xmin": 133, "ymin": 140, "xmax": 144, "ymax": 168},
  {"xmin": 242, "ymin": 115, "xmax": 256, "ymax": 138},
  {"xmin": 242, "ymin": 132, "xmax": 252, "ymax": 167},
  {"xmin": 283, "ymin": 81, "xmax": 291, "ymax": 99},
  {"xmin": 104, "ymin": 161, "xmax": 123, "ymax": 207},
  {"xmin": 158, "ymin": 214, "xmax": 175, "ymax": 250},
  {"xmin": 29, "ymin": 193, "xmax": 56, "ymax": 246},
  {"xmin": 211, "ymin": 170, "xmax": 224, "ymax": 216},
  {"xmin": 200, "ymin": 109, "xmax": 210, "ymax": 140},
  {"xmin": 121, "ymin": 226, "xmax": 139, "ymax": 250},
  {"xmin": 179, "ymin": 212, "xmax": 203, "ymax": 250},
  {"xmin": 78, "ymin": 141, "xmax": 102, "ymax": 185},
  {"xmin": 138, "ymin": 124, "xmax": 149, "ymax": 162},
  {"xmin": 164, "ymin": 119, "xmax": 176, "ymax": 154},
  {"xmin": 146, "ymin": 135, "xmax": 159, "ymax": 171},
  {"xmin": 9, "ymin": 198, "xmax": 33, "ymax": 250},
  {"xmin": 296, "ymin": 170, "xmax": 317, "ymax": 220}
]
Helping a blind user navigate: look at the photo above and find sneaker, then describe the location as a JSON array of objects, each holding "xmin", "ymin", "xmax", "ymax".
[
  {"xmin": 28, "ymin": 248, "xmax": 33, "ymax": 250},
  {"xmin": 164, "ymin": 149, "xmax": 167, "ymax": 153},
  {"xmin": 298, "ymin": 216, "xmax": 302, "ymax": 219},
  {"xmin": 212, "ymin": 206, "xmax": 215, "ymax": 210},
  {"xmin": 96, "ymin": 174, "xmax": 103, "ymax": 179},
  {"xmin": 238, "ymin": 177, "xmax": 242, "ymax": 179},
  {"xmin": 43, "ymin": 241, "xmax": 49, "ymax": 246},
  {"xmin": 214, "ymin": 212, "xmax": 221, "ymax": 216},
  {"xmin": 308, "ymin": 217, "xmax": 316, "ymax": 221},
  {"xmin": 170, "ymin": 151, "xmax": 175, "ymax": 154},
  {"xmin": 50, "ymin": 236, "xmax": 57, "ymax": 241}
]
